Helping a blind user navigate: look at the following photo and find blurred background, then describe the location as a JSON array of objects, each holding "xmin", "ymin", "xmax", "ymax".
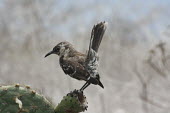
[{"xmin": 0, "ymin": 0, "xmax": 170, "ymax": 113}]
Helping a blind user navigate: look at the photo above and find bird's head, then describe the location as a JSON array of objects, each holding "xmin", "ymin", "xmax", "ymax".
[{"xmin": 45, "ymin": 41, "xmax": 73, "ymax": 58}]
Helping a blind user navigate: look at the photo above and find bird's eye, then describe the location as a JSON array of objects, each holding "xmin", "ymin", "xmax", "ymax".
[{"xmin": 54, "ymin": 47, "xmax": 60, "ymax": 52}]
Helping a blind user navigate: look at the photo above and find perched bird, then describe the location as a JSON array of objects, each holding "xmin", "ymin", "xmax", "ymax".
[{"xmin": 45, "ymin": 22, "xmax": 107, "ymax": 91}]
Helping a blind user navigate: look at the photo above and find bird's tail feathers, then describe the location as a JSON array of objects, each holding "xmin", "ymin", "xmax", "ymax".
[{"xmin": 89, "ymin": 21, "xmax": 107, "ymax": 53}]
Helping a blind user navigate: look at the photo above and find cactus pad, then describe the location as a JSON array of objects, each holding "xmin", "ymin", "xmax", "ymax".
[
  {"xmin": 0, "ymin": 84, "xmax": 55, "ymax": 113},
  {"xmin": 55, "ymin": 90, "xmax": 88, "ymax": 113}
]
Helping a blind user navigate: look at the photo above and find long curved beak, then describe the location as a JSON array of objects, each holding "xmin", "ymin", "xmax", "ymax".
[{"xmin": 44, "ymin": 51, "xmax": 54, "ymax": 58}]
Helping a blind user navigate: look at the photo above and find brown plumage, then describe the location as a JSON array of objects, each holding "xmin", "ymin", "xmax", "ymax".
[{"xmin": 45, "ymin": 22, "xmax": 107, "ymax": 91}]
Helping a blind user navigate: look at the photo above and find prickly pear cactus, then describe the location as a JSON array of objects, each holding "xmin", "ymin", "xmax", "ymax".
[
  {"xmin": 0, "ymin": 84, "xmax": 55, "ymax": 113},
  {"xmin": 55, "ymin": 90, "xmax": 88, "ymax": 113},
  {"xmin": 0, "ymin": 85, "xmax": 88, "ymax": 113}
]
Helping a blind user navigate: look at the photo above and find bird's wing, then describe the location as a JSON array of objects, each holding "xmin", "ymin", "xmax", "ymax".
[{"xmin": 60, "ymin": 57, "xmax": 89, "ymax": 80}]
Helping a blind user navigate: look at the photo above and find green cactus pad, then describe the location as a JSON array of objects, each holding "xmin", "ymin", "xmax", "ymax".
[
  {"xmin": 0, "ymin": 84, "xmax": 55, "ymax": 113},
  {"xmin": 55, "ymin": 90, "xmax": 88, "ymax": 113}
]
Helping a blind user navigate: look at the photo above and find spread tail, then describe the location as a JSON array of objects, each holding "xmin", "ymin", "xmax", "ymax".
[
  {"xmin": 89, "ymin": 21, "xmax": 108, "ymax": 53},
  {"xmin": 86, "ymin": 21, "xmax": 107, "ymax": 65}
]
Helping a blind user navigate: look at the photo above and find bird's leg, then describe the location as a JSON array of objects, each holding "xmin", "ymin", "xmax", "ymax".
[
  {"xmin": 82, "ymin": 82, "xmax": 91, "ymax": 91},
  {"xmin": 80, "ymin": 82, "xmax": 88, "ymax": 91},
  {"xmin": 80, "ymin": 82, "xmax": 91, "ymax": 91}
]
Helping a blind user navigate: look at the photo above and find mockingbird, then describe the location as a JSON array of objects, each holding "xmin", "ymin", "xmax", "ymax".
[{"xmin": 45, "ymin": 21, "xmax": 107, "ymax": 91}]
